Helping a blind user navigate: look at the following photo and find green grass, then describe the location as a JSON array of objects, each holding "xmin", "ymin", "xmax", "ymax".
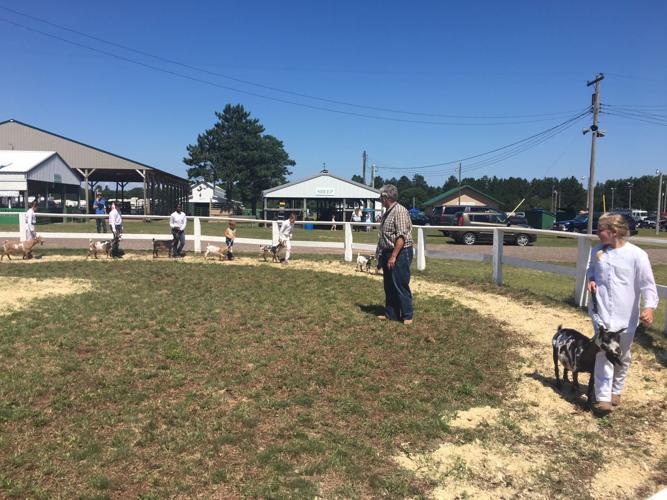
[{"xmin": 0, "ymin": 259, "xmax": 512, "ymax": 498}]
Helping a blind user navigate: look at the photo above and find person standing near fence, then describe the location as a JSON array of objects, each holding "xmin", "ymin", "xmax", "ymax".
[
  {"xmin": 93, "ymin": 192, "xmax": 107, "ymax": 233},
  {"xmin": 108, "ymin": 201, "xmax": 123, "ymax": 258},
  {"xmin": 224, "ymin": 221, "xmax": 236, "ymax": 261},
  {"xmin": 24, "ymin": 200, "xmax": 38, "ymax": 242},
  {"xmin": 23, "ymin": 200, "xmax": 38, "ymax": 258},
  {"xmin": 586, "ymin": 212, "xmax": 658, "ymax": 416},
  {"xmin": 351, "ymin": 208, "xmax": 362, "ymax": 232},
  {"xmin": 375, "ymin": 184, "xmax": 414, "ymax": 325},
  {"xmin": 279, "ymin": 212, "xmax": 296, "ymax": 264},
  {"xmin": 169, "ymin": 203, "xmax": 187, "ymax": 258}
]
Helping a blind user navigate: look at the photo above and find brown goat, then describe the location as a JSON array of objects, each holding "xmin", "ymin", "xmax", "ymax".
[{"xmin": 2, "ymin": 235, "xmax": 44, "ymax": 261}]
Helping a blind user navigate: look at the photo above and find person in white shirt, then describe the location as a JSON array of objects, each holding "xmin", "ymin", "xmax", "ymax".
[
  {"xmin": 23, "ymin": 200, "xmax": 38, "ymax": 258},
  {"xmin": 108, "ymin": 201, "xmax": 123, "ymax": 258},
  {"xmin": 351, "ymin": 208, "xmax": 362, "ymax": 232},
  {"xmin": 279, "ymin": 213, "xmax": 296, "ymax": 263},
  {"xmin": 169, "ymin": 203, "xmax": 187, "ymax": 258},
  {"xmin": 586, "ymin": 212, "xmax": 658, "ymax": 416},
  {"xmin": 24, "ymin": 200, "xmax": 38, "ymax": 242}
]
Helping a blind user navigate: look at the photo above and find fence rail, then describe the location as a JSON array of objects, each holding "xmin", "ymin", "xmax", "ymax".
[{"xmin": 2, "ymin": 212, "xmax": 666, "ymax": 333}]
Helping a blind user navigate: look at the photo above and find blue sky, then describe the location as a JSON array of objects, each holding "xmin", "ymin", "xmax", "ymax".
[{"xmin": 1, "ymin": 1, "xmax": 666, "ymax": 187}]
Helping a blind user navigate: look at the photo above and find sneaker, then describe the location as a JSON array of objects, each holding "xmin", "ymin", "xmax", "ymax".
[
  {"xmin": 403, "ymin": 319, "xmax": 413, "ymax": 325},
  {"xmin": 593, "ymin": 401, "xmax": 613, "ymax": 416},
  {"xmin": 611, "ymin": 394, "xmax": 621, "ymax": 407},
  {"xmin": 377, "ymin": 315, "xmax": 388, "ymax": 321}
]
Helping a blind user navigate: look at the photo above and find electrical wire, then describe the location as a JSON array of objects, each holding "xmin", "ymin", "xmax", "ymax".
[
  {"xmin": 372, "ymin": 109, "xmax": 591, "ymax": 172},
  {"xmin": 600, "ymin": 104, "xmax": 667, "ymax": 120},
  {"xmin": 601, "ymin": 111, "xmax": 667, "ymax": 127},
  {"xmin": 0, "ymin": 6, "xmax": 588, "ymax": 123},
  {"xmin": 369, "ymin": 111, "xmax": 589, "ymax": 186}
]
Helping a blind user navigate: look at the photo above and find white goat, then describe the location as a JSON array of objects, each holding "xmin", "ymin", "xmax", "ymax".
[{"xmin": 204, "ymin": 244, "xmax": 228, "ymax": 261}]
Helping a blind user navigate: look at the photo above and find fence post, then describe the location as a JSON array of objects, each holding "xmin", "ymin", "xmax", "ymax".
[
  {"xmin": 492, "ymin": 228, "xmax": 503, "ymax": 285},
  {"xmin": 272, "ymin": 221, "xmax": 279, "ymax": 245},
  {"xmin": 19, "ymin": 212, "xmax": 26, "ymax": 241},
  {"xmin": 344, "ymin": 222, "xmax": 353, "ymax": 262},
  {"xmin": 194, "ymin": 217, "xmax": 201, "ymax": 254},
  {"xmin": 417, "ymin": 227, "xmax": 426, "ymax": 271},
  {"xmin": 574, "ymin": 236, "xmax": 592, "ymax": 307}
]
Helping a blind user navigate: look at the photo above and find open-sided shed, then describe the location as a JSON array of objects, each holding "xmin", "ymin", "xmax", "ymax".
[{"xmin": 0, "ymin": 119, "xmax": 189, "ymax": 215}]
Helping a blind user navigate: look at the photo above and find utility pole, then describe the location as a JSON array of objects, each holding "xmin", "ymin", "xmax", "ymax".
[
  {"xmin": 610, "ymin": 187, "xmax": 615, "ymax": 211},
  {"xmin": 458, "ymin": 162, "xmax": 462, "ymax": 205},
  {"xmin": 585, "ymin": 73, "xmax": 604, "ymax": 234},
  {"xmin": 362, "ymin": 150, "xmax": 367, "ymax": 185},
  {"xmin": 370, "ymin": 164, "xmax": 376, "ymax": 189},
  {"xmin": 656, "ymin": 170, "xmax": 663, "ymax": 236},
  {"xmin": 628, "ymin": 182, "xmax": 632, "ymax": 209}
]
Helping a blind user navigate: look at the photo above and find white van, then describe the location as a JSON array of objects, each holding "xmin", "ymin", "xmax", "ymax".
[{"xmin": 631, "ymin": 209, "xmax": 647, "ymax": 221}]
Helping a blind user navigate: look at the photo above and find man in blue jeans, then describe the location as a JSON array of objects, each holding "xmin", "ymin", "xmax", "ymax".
[
  {"xmin": 93, "ymin": 192, "xmax": 107, "ymax": 233},
  {"xmin": 375, "ymin": 184, "xmax": 414, "ymax": 325}
]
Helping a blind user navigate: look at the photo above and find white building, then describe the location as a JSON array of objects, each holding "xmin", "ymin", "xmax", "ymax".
[
  {"xmin": 262, "ymin": 169, "xmax": 380, "ymax": 221},
  {"xmin": 0, "ymin": 150, "xmax": 81, "ymax": 209},
  {"xmin": 189, "ymin": 181, "xmax": 243, "ymax": 216}
]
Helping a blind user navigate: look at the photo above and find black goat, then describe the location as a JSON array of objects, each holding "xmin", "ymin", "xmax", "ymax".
[{"xmin": 552, "ymin": 324, "xmax": 623, "ymax": 402}]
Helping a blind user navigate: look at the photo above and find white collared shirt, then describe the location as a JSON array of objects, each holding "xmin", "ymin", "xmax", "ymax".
[
  {"xmin": 587, "ymin": 241, "xmax": 659, "ymax": 332},
  {"xmin": 109, "ymin": 208, "xmax": 122, "ymax": 230},
  {"xmin": 170, "ymin": 211, "xmax": 187, "ymax": 231},
  {"xmin": 25, "ymin": 208, "xmax": 36, "ymax": 230},
  {"xmin": 279, "ymin": 219, "xmax": 294, "ymax": 241}
]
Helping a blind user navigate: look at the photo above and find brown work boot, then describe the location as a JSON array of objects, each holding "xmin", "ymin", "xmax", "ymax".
[
  {"xmin": 611, "ymin": 394, "xmax": 621, "ymax": 407},
  {"xmin": 593, "ymin": 401, "xmax": 613, "ymax": 417}
]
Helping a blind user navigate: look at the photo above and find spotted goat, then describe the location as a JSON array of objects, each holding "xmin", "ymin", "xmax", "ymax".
[{"xmin": 552, "ymin": 324, "xmax": 623, "ymax": 402}]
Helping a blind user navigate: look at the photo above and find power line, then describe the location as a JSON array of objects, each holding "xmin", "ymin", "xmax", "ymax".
[
  {"xmin": 372, "ymin": 109, "xmax": 591, "ymax": 172},
  {"xmin": 600, "ymin": 105, "xmax": 667, "ymax": 121},
  {"xmin": 601, "ymin": 111, "xmax": 667, "ymax": 127},
  {"xmin": 369, "ymin": 112, "xmax": 588, "ymax": 184},
  {"xmin": 0, "ymin": 6, "xmax": 588, "ymax": 124}
]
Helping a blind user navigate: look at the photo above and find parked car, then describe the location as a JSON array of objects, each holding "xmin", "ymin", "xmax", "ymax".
[
  {"xmin": 430, "ymin": 205, "xmax": 504, "ymax": 235},
  {"xmin": 409, "ymin": 211, "xmax": 430, "ymax": 226},
  {"xmin": 449, "ymin": 211, "xmax": 536, "ymax": 246},
  {"xmin": 552, "ymin": 212, "xmax": 638, "ymax": 235},
  {"xmin": 639, "ymin": 216, "xmax": 667, "ymax": 231},
  {"xmin": 638, "ymin": 217, "xmax": 657, "ymax": 229}
]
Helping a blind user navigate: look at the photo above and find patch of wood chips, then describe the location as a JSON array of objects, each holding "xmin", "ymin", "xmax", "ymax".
[{"xmin": 0, "ymin": 277, "xmax": 92, "ymax": 315}]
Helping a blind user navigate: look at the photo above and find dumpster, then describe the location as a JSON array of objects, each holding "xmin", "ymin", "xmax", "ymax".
[{"xmin": 526, "ymin": 209, "xmax": 556, "ymax": 229}]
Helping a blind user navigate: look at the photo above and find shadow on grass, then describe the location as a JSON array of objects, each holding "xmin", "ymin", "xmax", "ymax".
[
  {"xmin": 526, "ymin": 371, "xmax": 593, "ymax": 412},
  {"xmin": 634, "ymin": 325, "xmax": 667, "ymax": 369},
  {"xmin": 356, "ymin": 303, "xmax": 385, "ymax": 317}
]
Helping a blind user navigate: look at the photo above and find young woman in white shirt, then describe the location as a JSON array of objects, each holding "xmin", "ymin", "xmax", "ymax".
[{"xmin": 586, "ymin": 213, "xmax": 658, "ymax": 416}]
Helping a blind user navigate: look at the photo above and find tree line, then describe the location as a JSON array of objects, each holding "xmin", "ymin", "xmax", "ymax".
[{"xmin": 353, "ymin": 173, "xmax": 664, "ymax": 214}]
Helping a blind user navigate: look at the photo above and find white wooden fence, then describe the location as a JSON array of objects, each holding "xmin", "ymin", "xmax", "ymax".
[{"xmin": 2, "ymin": 212, "xmax": 666, "ymax": 333}]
